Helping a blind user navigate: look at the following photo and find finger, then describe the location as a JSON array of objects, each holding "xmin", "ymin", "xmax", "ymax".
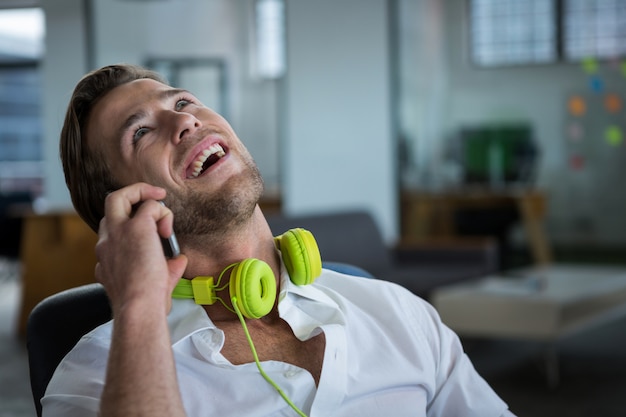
[
  {"xmin": 130, "ymin": 199, "xmax": 175, "ymax": 239},
  {"xmin": 167, "ymin": 255, "xmax": 188, "ymax": 287},
  {"xmin": 104, "ymin": 183, "xmax": 167, "ymax": 221},
  {"xmin": 156, "ymin": 201, "xmax": 175, "ymax": 239}
]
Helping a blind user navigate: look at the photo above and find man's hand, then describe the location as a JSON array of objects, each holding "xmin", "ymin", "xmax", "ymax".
[
  {"xmin": 94, "ymin": 182, "xmax": 188, "ymax": 315},
  {"xmin": 95, "ymin": 183, "xmax": 188, "ymax": 417}
]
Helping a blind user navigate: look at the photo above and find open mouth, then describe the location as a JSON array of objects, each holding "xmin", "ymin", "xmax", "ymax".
[{"xmin": 187, "ymin": 143, "xmax": 226, "ymax": 179}]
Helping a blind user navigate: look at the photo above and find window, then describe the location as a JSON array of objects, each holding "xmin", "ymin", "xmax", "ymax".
[
  {"xmin": 564, "ymin": 0, "xmax": 626, "ymax": 60},
  {"xmin": 0, "ymin": 7, "xmax": 44, "ymax": 65},
  {"xmin": 470, "ymin": 0, "xmax": 557, "ymax": 66},
  {"xmin": 0, "ymin": 7, "xmax": 45, "ymax": 195},
  {"xmin": 254, "ymin": 0, "xmax": 286, "ymax": 79},
  {"xmin": 470, "ymin": 0, "xmax": 626, "ymax": 67}
]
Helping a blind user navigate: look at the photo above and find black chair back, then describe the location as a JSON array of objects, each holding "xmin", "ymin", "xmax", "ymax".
[{"xmin": 27, "ymin": 283, "xmax": 111, "ymax": 417}]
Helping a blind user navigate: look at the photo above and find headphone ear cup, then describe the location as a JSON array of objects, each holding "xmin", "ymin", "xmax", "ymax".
[
  {"xmin": 229, "ymin": 258, "xmax": 277, "ymax": 319},
  {"xmin": 277, "ymin": 228, "xmax": 322, "ymax": 286}
]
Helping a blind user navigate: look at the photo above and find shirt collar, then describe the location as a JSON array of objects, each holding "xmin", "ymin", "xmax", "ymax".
[
  {"xmin": 278, "ymin": 261, "xmax": 347, "ymax": 340},
  {"xmin": 168, "ymin": 298, "xmax": 216, "ymax": 344}
]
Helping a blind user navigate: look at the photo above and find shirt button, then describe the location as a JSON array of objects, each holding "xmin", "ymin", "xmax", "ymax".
[{"xmin": 284, "ymin": 370, "xmax": 299, "ymax": 378}]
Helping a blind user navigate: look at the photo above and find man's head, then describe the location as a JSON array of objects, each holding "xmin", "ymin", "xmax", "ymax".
[
  {"xmin": 60, "ymin": 64, "xmax": 167, "ymax": 231},
  {"xmin": 60, "ymin": 64, "xmax": 263, "ymax": 238}
]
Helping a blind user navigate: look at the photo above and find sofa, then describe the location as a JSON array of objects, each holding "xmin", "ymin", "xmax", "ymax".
[{"xmin": 266, "ymin": 209, "xmax": 498, "ymax": 300}]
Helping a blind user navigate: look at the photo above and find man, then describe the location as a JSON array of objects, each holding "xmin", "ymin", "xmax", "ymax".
[{"xmin": 43, "ymin": 64, "xmax": 515, "ymax": 417}]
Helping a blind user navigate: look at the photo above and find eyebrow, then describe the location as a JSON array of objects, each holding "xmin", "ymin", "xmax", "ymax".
[{"xmin": 115, "ymin": 87, "xmax": 190, "ymax": 141}]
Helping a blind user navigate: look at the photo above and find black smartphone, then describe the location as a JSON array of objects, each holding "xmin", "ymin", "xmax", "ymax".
[
  {"xmin": 159, "ymin": 201, "xmax": 180, "ymax": 258},
  {"xmin": 161, "ymin": 233, "xmax": 180, "ymax": 258}
]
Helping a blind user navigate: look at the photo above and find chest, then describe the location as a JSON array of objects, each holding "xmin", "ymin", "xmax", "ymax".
[{"xmin": 219, "ymin": 319, "xmax": 326, "ymax": 385}]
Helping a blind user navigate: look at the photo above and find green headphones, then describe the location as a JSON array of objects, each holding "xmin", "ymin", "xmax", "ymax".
[{"xmin": 171, "ymin": 228, "xmax": 322, "ymax": 319}]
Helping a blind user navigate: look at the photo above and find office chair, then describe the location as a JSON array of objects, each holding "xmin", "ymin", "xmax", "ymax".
[
  {"xmin": 26, "ymin": 283, "xmax": 111, "ymax": 417},
  {"xmin": 26, "ymin": 262, "xmax": 372, "ymax": 417}
]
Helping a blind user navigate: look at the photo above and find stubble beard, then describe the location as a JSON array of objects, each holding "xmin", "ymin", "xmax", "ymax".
[{"xmin": 167, "ymin": 156, "xmax": 265, "ymax": 245}]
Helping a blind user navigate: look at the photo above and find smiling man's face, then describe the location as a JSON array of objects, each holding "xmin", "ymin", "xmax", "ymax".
[{"xmin": 86, "ymin": 78, "xmax": 264, "ymax": 240}]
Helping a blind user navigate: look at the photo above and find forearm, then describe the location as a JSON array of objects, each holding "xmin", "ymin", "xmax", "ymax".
[
  {"xmin": 94, "ymin": 186, "xmax": 189, "ymax": 416},
  {"xmin": 100, "ymin": 301, "xmax": 186, "ymax": 417}
]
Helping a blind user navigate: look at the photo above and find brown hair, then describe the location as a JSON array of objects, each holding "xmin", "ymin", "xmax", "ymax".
[{"xmin": 59, "ymin": 64, "xmax": 167, "ymax": 232}]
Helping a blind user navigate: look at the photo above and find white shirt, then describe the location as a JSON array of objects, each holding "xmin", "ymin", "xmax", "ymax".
[{"xmin": 42, "ymin": 266, "xmax": 514, "ymax": 417}]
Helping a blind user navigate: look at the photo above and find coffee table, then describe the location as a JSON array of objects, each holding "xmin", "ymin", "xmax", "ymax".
[{"xmin": 431, "ymin": 263, "xmax": 626, "ymax": 386}]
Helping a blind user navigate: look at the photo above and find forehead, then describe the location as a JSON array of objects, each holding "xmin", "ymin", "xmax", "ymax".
[{"xmin": 86, "ymin": 78, "xmax": 171, "ymax": 148}]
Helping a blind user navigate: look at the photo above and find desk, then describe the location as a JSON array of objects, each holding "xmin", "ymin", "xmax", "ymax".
[
  {"xmin": 431, "ymin": 264, "xmax": 626, "ymax": 386},
  {"xmin": 17, "ymin": 211, "xmax": 98, "ymax": 337},
  {"xmin": 401, "ymin": 189, "xmax": 552, "ymax": 265}
]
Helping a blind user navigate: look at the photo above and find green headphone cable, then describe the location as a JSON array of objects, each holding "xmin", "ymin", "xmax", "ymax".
[{"xmin": 231, "ymin": 296, "xmax": 308, "ymax": 417}]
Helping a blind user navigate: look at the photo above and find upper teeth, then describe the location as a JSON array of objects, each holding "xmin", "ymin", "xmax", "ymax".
[{"xmin": 190, "ymin": 144, "xmax": 225, "ymax": 178}]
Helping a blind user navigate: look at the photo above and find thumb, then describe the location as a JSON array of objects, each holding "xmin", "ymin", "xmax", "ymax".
[{"xmin": 167, "ymin": 254, "xmax": 189, "ymax": 291}]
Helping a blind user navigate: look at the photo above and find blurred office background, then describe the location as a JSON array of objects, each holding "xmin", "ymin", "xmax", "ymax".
[
  {"xmin": 2, "ymin": 0, "xmax": 626, "ymax": 416},
  {"xmin": 4, "ymin": 0, "xmax": 626, "ymax": 253}
]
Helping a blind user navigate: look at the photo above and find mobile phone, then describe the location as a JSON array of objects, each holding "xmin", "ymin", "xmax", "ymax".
[
  {"xmin": 159, "ymin": 201, "xmax": 180, "ymax": 258},
  {"xmin": 161, "ymin": 233, "xmax": 180, "ymax": 258}
]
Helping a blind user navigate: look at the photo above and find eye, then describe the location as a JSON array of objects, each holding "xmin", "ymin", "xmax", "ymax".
[
  {"xmin": 132, "ymin": 126, "xmax": 149, "ymax": 144},
  {"xmin": 175, "ymin": 97, "xmax": 193, "ymax": 111}
]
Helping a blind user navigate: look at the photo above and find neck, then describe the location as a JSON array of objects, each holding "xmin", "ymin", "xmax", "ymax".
[
  {"xmin": 173, "ymin": 206, "xmax": 283, "ymax": 322},
  {"xmin": 180, "ymin": 206, "xmax": 279, "ymax": 279}
]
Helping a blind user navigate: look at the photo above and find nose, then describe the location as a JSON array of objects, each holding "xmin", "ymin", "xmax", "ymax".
[{"xmin": 170, "ymin": 111, "xmax": 202, "ymax": 143}]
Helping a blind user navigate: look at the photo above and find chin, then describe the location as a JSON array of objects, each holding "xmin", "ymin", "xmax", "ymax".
[{"xmin": 172, "ymin": 169, "xmax": 264, "ymax": 237}]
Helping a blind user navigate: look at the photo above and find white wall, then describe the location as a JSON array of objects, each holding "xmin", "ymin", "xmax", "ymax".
[{"xmin": 282, "ymin": 0, "xmax": 398, "ymax": 243}]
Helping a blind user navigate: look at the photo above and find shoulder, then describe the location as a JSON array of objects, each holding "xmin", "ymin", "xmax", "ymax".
[
  {"xmin": 313, "ymin": 268, "xmax": 466, "ymax": 375},
  {"xmin": 316, "ymin": 267, "xmax": 429, "ymax": 308},
  {"xmin": 315, "ymin": 268, "xmax": 443, "ymax": 333}
]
